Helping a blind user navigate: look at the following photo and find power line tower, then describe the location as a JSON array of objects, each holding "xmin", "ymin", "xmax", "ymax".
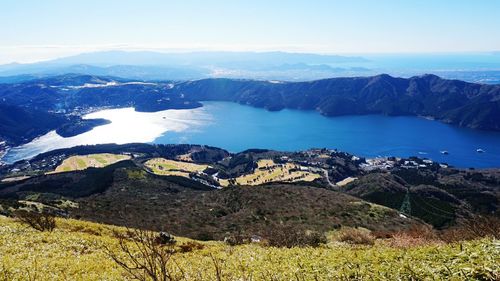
[{"xmin": 399, "ymin": 189, "xmax": 411, "ymax": 215}]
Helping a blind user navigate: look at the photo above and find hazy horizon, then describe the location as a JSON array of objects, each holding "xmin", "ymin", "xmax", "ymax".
[
  {"xmin": 3, "ymin": 49, "xmax": 500, "ymax": 66},
  {"xmin": 1, "ymin": 0, "xmax": 500, "ymax": 64}
]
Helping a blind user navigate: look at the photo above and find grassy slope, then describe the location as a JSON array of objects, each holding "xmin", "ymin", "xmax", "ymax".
[
  {"xmin": 0, "ymin": 216, "xmax": 498, "ymax": 280},
  {"xmin": 52, "ymin": 153, "xmax": 131, "ymax": 173}
]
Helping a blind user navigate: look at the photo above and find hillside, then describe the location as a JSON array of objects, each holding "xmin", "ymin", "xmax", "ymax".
[
  {"xmin": 74, "ymin": 177, "xmax": 417, "ymax": 240},
  {"xmin": 0, "ymin": 160, "xmax": 420, "ymax": 240},
  {"xmin": 1, "ymin": 144, "xmax": 498, "ymax": 232},
  {"xmin": 173, "ymin": 74, "xmax": 500, "ymax": 131},
  {"xmin": 0, "ymin": 216, "xmax": 498, "ymax": 280},
  {"xmin": 0, "ymin": 104, "xmax": 66, "ymax": 144},
  {"xmin": 0, "ymin": 145, "xmax": 498, "ymax": 279}
]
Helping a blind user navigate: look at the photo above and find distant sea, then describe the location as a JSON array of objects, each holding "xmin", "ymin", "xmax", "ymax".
[{"xmin": 4, "ymin": 102, "xmax": 500, "ymax": 168}]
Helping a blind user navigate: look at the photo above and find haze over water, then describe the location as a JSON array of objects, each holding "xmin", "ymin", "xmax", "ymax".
[{"xmin": 4, "ymin": 102, "xmax": 500, "ymax": 168}]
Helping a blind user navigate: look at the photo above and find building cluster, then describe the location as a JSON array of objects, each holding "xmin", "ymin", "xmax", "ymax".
[
  {"xmin": 5, "ymin": 154, "xmax": 67, "ymax": 175},
  {"xmin": 360, "ymin": 157, "xmax": 397, "ymax": 171}
]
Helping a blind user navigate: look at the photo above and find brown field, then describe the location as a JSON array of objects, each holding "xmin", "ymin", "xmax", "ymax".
[
  {"xmin": 219, "ymin": 159, "xmax": 321, "ymax": 186},
  {"xmin": 336, "ymin": 177, "xmax": 358, "ymax": 186},
  {"xmin": 144, "ymin": 158, "xmax": 208, "ymax": 177},
  {"xmin": 1, "ymin": 176, "xmax": 31, "ymax": 183},
  {"xmin": 51, "ymin": 153, "xmax": 131, "ymax": 173}
]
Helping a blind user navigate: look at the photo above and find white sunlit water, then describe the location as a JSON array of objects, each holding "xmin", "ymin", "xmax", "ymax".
[{"xmin": 2, "ymin": 106, "xmax": 212, "ymax": 163}]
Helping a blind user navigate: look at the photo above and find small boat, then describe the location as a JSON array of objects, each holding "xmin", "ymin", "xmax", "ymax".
[
  {"xmin": 476, "ymin": 148, "xmax": 485, "ymax": 153},
  {"xmin": 440, "ymin": 150, "xmax": 449, "ymax": 155}
]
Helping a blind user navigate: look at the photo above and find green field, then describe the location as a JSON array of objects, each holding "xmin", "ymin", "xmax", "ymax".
[{"xmin": 0, "ymin": 216, "xmax": 497, "ymax": 280}]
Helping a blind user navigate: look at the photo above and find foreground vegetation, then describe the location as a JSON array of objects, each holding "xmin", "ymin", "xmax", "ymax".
[{"xmin": 0, "ymin": 216, "xmax": 498, "ymax": 280}]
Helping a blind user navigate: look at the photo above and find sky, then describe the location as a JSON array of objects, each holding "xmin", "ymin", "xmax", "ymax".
[{"xmin": 0, "ymin": 0, "xmax": 499, "ymax": 63}]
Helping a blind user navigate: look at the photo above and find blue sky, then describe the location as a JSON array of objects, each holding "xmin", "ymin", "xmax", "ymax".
[{"xmin": 1, "ymin": 0, "xmax": 499, "ymax": 63}]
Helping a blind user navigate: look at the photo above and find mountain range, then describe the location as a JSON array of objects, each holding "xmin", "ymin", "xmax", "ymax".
[
  {"xmin": 2, "ymin": 51, "xmax": 500, "ymax": 83},
  {"xmin": 173, "ymin": 74, "xmax": 500, "ymax": 130},
  {"xmin": 1, "ymin": 73, "xmax": 499, "ymax": 147},
  {"xmin": 0, "ymin": 51, "xmax": 369, "ymax": 81}
]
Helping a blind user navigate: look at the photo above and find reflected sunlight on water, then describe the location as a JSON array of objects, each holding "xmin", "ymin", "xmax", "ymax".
[{"xmin": 3, "ymin": 107, "xmax": 211, "ymax": 163}]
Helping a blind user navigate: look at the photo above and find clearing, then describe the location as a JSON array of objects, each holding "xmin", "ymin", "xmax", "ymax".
[
  {"xmin": 219, "ymin": 159, "xmax": 321, "ymax": 186},
  {"xmin": 144, "ymin": 158, "xmax": 208, "ymax": 177},
  {"xmin": 51, "ymin": 153, "xmax": 131, "ymax": 173}
]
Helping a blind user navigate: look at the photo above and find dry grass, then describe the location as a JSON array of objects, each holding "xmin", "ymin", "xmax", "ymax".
[
  {"xmin": 0, "ymin": 176, "xmax": 31, "ymax": 183},
  {"xmin": 219, "ymin": 159, "xmax": 321, "ymax": 186},
  {"xmin": 337, "ymin": 227, "xmax": 375, "ymax": 246},
  {"xmin": 0, "ymin": 216, "xmax": 499, "ymax": 280},
  {"xmin": 439, "ymin": 215, "xmax": 500, "ymax": 243},
  {"xmin": 51, "ymin": 153, "xmax": 130, "ymax": 173},
  {"xmin": 385, "ymin": 225, "xmax": 442, "ymax": 248},
  {"xmin": 144, "ymin": 158, "xmax": 208, "ymax": 177},
  {"xmin": 335, "ymin": 176, "xmax": 358, "ymax": 186}
]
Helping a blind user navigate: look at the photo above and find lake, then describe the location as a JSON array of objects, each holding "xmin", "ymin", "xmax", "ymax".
[{"xmin": 3, "ymin": 101, "xmax": 500, "ymax": 168}]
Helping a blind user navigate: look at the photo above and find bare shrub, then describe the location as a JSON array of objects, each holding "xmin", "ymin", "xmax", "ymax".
[
  {"xmin": 387, "ymin": 225, "xmax": 440, "ymax": 248},
  {"xmin": 14, "ymin": 210, "xmax": 56, "ymax": 232},
  {"xmin": 264, "ymin": 224, "xmax": 327, "ymax": 248},
  {"xmin": 440, "ymin": 215, "xmax": 500, "ymax": 243},
  {"xmin": 338, "ymin": 228, "xmax": 375, "ymax": 246},
  {"xmin": 388, "ymin": 233, "xmax": 441, "ymax": 248},
  {"xmin": 178, "ymin": 241, "xmax": 204, "ymax": 253},
  {"xmin": 103, "ymin": 228, "xmax": 183, "ymax": 281},
  {"xmin": 401, "ymin": 224, "xmax": 438, "ymax": 240}
]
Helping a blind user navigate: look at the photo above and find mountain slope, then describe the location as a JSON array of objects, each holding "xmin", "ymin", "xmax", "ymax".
[
  {"xmin": 0, "ymin": 159, "xmax": 420, "ymax": 240},
  {"xmin": 174, "ymin": 74, "xmax": 500, "ymax": 130},
  {"xmin": 1, "ymin": 216, "xmax": 497, "ymax": 280},
  {"xmin": 0, "ymin": 104, "xmax": 66, "ymax": 144}
]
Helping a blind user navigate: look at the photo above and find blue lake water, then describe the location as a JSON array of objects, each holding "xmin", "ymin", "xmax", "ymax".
[
  {"xmin": 156, "ymin": 102, "xmax": 500, "ymax": 168},
  {"xmin": 4, "ymin": 101, "xmax": 500, "ymax": 168}
]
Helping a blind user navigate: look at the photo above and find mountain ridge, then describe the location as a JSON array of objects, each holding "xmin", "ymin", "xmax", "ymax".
[
  {"xmin": 0, "ymin": 73, "xmax": 499, "ymax": 148},
  {"xmin": 172, "ymin": 74, "xmax": 500, "ymax": 130}
]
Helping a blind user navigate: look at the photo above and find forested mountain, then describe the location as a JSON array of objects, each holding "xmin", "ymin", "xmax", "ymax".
[
  {"xmin": 1, "ymin": 73, "xmax": 499, "ymax": 146},
  {"xmin": 174, "ymin": 74, "xmax": 500, "ymax": 131}
]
